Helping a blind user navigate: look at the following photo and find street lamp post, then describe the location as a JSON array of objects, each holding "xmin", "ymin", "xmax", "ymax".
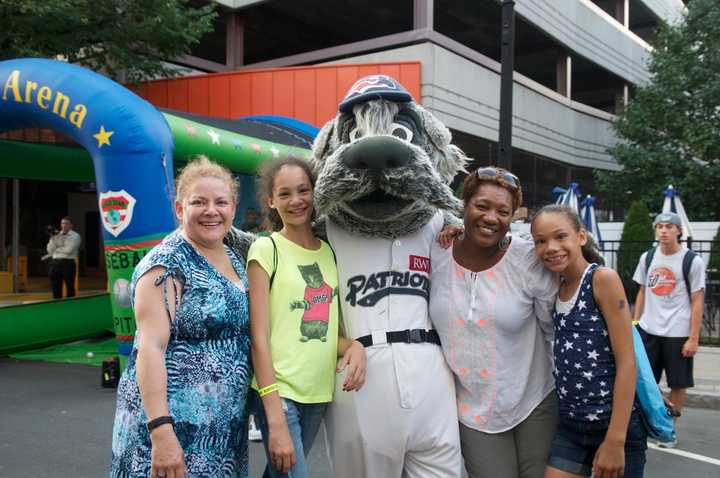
[{"xmin": 498, "ymin": 0, "xmax": 515, "ymax": 170}]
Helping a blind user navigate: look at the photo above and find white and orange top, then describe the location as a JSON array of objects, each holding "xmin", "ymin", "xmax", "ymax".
[{"xmin": 429, "ymin": 235, "xmax": 558, "ymax": 433}]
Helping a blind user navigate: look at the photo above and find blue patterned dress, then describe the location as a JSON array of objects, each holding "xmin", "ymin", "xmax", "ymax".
[{"xmin": 110, "ymin": 232, "xmax": 251, "ymax": 478}]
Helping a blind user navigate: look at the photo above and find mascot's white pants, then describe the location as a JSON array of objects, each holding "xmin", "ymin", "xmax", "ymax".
[{"xmin": 325, "ymin": 344, "xmax": 461, "ymax": 478}]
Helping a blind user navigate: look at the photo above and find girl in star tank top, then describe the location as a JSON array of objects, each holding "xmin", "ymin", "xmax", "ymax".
[{"xmin": 531, "ymin": 205, "xmax": 647, "ymax": 478}]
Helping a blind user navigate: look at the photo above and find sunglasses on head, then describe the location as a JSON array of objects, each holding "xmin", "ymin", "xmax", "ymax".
[{"xmin": 475, "ymin": 167, "xmax": 520, "ymax": 188}]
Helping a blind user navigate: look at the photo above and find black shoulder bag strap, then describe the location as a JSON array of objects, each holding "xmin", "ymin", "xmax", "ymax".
[
  {"xmin": 682, "ymin": 249, "xmax": 697, "ymax": 298},
  {"xmin": 268, "ymin": 235, "xmax": 278, "ymax": 288},
  {"xmin": 644, "ymin": 246, "xmax": 656, "ymax": 275}
]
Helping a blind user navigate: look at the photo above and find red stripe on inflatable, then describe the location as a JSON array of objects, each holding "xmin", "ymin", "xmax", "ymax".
[{"xmin": 104, "ymin": 239, "xmax": 162, "ymax": 251}]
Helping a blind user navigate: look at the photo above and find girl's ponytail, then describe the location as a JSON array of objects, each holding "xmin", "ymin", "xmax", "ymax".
[{"xmin": 582, "ymin": 233, "xmax": 605, "ymax": 266}]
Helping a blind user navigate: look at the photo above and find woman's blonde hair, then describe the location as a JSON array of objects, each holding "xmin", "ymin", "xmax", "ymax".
[{"xmin": 175, "ymin": 155, "xmax": 239, "ymax": 204}]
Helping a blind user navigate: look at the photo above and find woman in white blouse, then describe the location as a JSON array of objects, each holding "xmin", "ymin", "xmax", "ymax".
[{"xmin": 431, "ymin": 167, "xmax": 558, "ymax": 478}]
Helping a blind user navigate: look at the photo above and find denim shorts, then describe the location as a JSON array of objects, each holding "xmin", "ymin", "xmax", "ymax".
[{"xmin": 547, "ymin": 411, "xmax": 647, "ymax": 477}]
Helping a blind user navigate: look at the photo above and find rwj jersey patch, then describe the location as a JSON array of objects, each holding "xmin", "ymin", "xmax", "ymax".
[{"xmin": 99, "ymin": 190, "xmax": 136, "ymax": 237}]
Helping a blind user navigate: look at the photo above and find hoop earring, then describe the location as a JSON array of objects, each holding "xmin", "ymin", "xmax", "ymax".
[{"xmin": 498, "ymin": 234, "xmax": 511, "ymax": 251}]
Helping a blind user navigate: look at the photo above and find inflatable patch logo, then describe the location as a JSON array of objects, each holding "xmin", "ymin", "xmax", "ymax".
[{"xmin": 99, "ymin": 190, "xmax": 136, "ymax": 237}]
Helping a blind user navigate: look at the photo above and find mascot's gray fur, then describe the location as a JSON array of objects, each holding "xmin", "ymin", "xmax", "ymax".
[{"xmin": 312, "ymin": 98, "xmax": 467, "ymax": 238}]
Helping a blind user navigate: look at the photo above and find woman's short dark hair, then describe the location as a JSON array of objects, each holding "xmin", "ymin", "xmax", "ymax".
[
  {"xmin": 462, "ymin": 166, "xmax": 523, "ymax": 212},
  {"xmin": 531, "ymin": 204, "xmax": 605, "ymax": 266},
  {"xmin": 256, "ymin": 157, "xmax": 316, "ymax": 232}
]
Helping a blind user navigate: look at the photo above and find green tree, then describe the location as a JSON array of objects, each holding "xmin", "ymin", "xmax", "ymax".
[
  {"xmin": 617, "ymin": 201, "xmax": 654, "ymax": 302},
  {"xmin": 0, "ymin": 0, "xmax": 217, "ymax": 83},
  {"xmin": 595, "ymin": 0, "xmax": 720, "ymax": 220},
  {"xmin": 709, "ymin": 226, "xmax": 720, "ymax": 271}
]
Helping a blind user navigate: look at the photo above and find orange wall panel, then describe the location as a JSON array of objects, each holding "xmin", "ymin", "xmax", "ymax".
[
  {"xmin": 188, "ymin": 77, "xmax": 210, "ymax": 116},
  {"xmin": 315, "ymin": 68, "xmax": 338, "ymax": 127},
  {"xmin": 166, "ymin": 80, "xmax": 189, "ymax": 112},
  {"xmin": 146, "ymin": 82, "xmax": 168, "ymax": 109},
  {"xmin": 138, "ymin": 62, "xmax": 421, "ymax": 128},
  {"xmin": 251, "ymin": 72, "xmax": 274, "ymax": 115},
  {"xmin": 293, "ymin": 69, "xmax": 317, "ymax": 126},
  {"xmin": 229, "ymin": 75, "xmax": 252, "ymax": 118},
  {"xmin": 357, "ymin": 65, "xmax": 380, "ymax": 78},
  {"xmin": 335, "ymin": 66, "xmax": 359, "ymax": 105},
  {"xmin": 208, "ymin": 76, "xmax": 231, "ymax": 118},
  {"xmin": 399, "ymin": 64, "xmax": 421, "ymax": 103},
  {"xmin": 272, "ymin": 71, "xmax": 295, "ymax": 118}
]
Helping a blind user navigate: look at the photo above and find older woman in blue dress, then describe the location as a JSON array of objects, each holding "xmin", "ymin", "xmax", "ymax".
[{"xmin": 110, "ymin": 157, "xmax": 252, "ymax": 478}]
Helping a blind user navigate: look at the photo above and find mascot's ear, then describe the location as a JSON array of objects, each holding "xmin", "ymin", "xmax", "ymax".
[
  {"xmin": 437, "ymin": 144, "xmax": 470, "ymax": 184},
  {"xmin": 311, "ymin": 119, "xmax": 336, "ymax": 172},
  {"xmin": 418, "ymin": 106, "xmax": 470, "ymax": 184}
]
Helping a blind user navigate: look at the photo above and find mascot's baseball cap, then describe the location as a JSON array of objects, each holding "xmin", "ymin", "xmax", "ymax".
[
  {"xmin": 653, "ymin": 211, "xmax": 682, "ymax": 228},
  {"xmin": 338, "ymin": 75, "xmax": 413, "ymax": 113}
]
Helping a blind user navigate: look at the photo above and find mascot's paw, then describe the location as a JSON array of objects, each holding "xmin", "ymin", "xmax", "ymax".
[{"xmin": 311, "ymin": 75, "xmax": 468, "ymax": 239}]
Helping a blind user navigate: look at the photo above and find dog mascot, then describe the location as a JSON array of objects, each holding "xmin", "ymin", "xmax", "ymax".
[{"xmin": 312, "ymin": 75, "xmax": 468, "ymax": 477}]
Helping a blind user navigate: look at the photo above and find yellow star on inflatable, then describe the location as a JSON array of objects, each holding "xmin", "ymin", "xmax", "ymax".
[{"xmin": 94, "ymin": 125, "xmax": 114, "ymax": 148}]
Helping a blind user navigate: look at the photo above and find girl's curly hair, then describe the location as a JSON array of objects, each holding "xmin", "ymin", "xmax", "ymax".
[{"xmin": 256, "ymin": 157, "xmax": 316, "ymax": 232}]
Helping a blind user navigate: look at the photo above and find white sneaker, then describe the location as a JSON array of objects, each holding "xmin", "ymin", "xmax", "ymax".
[
  {"xmin": 657, "ymin": 437, "xmax": 678, "ymax": 448},
  {"xmin": 248, "ymin": 419, "xmax": 262, "ymax": 442}
]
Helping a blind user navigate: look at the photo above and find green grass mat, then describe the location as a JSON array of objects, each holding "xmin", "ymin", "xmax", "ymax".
[{"xmin": 9, "ymin": 336, "xmax": 118, "ymax": 366}]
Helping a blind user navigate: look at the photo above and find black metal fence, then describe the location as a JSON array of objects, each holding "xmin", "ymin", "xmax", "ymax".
[{"xmin": 597, "ymin": 240, "xmax": 719, "ymax": 343}]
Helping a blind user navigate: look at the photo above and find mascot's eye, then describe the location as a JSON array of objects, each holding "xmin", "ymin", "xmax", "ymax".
[
  {"xmin": 349, "ymin": 127, "xmax": 361, "ymax": 142},
  {"xmin": 390, "ymin": 122, "xmax": 413, "ymax": 142}
]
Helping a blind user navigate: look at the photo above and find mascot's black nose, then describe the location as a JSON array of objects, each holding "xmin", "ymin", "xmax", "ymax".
[{"xmin": 342, "ymin": 136, "xmax": 412, "ymax": 170}]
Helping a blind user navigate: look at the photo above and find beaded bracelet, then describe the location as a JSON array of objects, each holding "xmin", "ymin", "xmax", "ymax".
[{"xmin": 258, "ymin": 383, "xmax": 280, "ymax": 397}]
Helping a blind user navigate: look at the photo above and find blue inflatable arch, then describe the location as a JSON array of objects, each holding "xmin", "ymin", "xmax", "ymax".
[{"xmin": 0, "ymin": 58, "xmax": 176, "ymax": 356}]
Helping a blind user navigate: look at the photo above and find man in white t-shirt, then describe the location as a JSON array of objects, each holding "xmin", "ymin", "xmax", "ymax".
[{"xmin": 632, "ymin": 212, "xmax": 705, "ymax": 446}]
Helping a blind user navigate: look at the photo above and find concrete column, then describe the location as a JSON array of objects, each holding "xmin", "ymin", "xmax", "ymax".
[
  {"xmin": 556, "ymin": 54, "xmax": 572, "ymax": 99},
  {"xmin": 413, "ymin": 0, "xmax": 434, "ymax": 30},
  {"xmin": 226, "ymin": 11, "xmax": 244, "ymax": 69},
  {"xmin": 615, "ymin": 83, "xmax": 629, "ymax": 113},
  {"xmin": 616, "ymin": 0, "xmax": 629, "ymax": 28}
]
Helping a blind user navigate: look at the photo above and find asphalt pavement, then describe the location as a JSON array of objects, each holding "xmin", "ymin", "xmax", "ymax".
[{"xmin": 0, "ymin": 356, "xmax": 718, "ymax": 478}]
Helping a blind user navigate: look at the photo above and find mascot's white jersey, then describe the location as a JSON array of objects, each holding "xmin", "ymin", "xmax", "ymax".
[{"xmin": 325, "ymin": 211, "xmax": 462, "ymax": 478}]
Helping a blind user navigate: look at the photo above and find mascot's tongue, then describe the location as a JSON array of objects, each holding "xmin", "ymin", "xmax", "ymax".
[{"xmin": 349, "ymin": 189, "xmax": 412, "ymax": 217}]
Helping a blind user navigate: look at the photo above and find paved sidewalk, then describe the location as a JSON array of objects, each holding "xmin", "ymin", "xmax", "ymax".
[{"xmin": 660, "ymin": 346, "xmax": 720, "ymax": 409}]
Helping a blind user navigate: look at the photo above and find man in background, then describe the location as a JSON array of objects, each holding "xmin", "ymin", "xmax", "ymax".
[
  {"xmin": 633, "ymin": 212, "xmax": 705, "ymax": 447},
  {"xmin": 46, "ymin": 216, "xmax": 82, "ymax": 298}
]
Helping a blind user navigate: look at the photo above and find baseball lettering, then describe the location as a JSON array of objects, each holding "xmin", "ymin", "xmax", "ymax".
[{"xmin": 346, "ymin": 270, "xmax": 429, "ymax": 306}]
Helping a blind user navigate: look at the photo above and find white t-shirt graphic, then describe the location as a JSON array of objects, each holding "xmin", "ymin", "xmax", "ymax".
[{"xmin": 633, "ymin": 246, "xmax": 706, "ymax": 337}]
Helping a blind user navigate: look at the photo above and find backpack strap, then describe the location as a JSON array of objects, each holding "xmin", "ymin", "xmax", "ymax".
[
  {"xmin": 682, "ymin": 249, "xmax": 697, "ymax": 298},
  {"xmin": 644, "ymin": 247, "xmax": 656, "ymax": 274},
  {"xmin": 268, "ymin": 235, "xmax": 278, "ymax": 288}
]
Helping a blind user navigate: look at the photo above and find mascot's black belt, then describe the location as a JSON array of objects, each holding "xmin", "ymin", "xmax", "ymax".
[{"xmin": 357, "ymin": 329, "xmax": 441, "ymax": 348}]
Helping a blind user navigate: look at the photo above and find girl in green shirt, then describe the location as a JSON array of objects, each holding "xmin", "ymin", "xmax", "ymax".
[{"xmin": 247, "ymin": 157, "xmax": 366, "ymax": 478}]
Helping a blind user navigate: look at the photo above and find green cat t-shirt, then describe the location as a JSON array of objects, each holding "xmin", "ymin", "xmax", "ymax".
[{"xmin": 248, "ymin": 232, "xmax": 339, "ymax": 403}]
